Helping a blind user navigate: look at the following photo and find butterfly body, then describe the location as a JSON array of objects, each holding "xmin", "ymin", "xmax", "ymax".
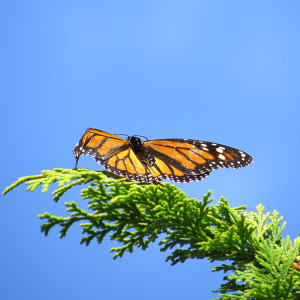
[
  {"xmin": 125, "ymin": 136, "xmax": 154, "ymax": 168},
  {"xmin": 73, "ymin": 128, "xmax": 252, "ymax": 183}
]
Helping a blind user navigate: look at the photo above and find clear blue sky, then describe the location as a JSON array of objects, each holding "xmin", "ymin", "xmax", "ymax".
[{"xmin": 1, "ymin": 1, "xmax": 300, "ymax": 299}]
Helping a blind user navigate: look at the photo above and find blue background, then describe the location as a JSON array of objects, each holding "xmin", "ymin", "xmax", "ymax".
[{"xmin": 1, "ymin": 1, "xmax": 299, "ymax": 299}]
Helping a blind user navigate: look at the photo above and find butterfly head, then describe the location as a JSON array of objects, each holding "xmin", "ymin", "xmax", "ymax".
[{"xmin": 127, "ymin": 136, "xmax": 143, "ymax": 150}]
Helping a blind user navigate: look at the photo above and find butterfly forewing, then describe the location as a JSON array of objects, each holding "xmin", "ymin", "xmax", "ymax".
[
  {"xmin": 144, "ymin": 139, "xmax": 252, "ymax": 178},
  {"xmin": 73, "ymin": 128, "xmax": 130, "ymax": 165}
]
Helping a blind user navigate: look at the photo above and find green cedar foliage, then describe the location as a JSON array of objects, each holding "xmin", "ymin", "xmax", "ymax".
[{"xmin": 3, "ymin": 168, "xmax": 300, "ymax": 299}]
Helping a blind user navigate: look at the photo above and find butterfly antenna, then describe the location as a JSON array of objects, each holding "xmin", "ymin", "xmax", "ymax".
[
  {"xmin": 133, "ymin": 134, "xmax": 149, "ymax": 141},
  {"xmin": 114, "ymin": 133, "xmax": 148, "ymax": 141},
  {"xmin": 114, "ymin": 133, "xmax": 129, "ymax": 138}
]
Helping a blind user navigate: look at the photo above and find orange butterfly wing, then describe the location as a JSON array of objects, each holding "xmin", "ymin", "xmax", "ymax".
[
  {"xmin": 142, "ymin": 139, "xmax": 252, "ymax": 182},
  {"xmin": 73, "ymin": 128, "xmax": 156, "ymax": 181},
  {"xmin": 73, "ymin": 128, "xmax": 129, "ymax": 162}
]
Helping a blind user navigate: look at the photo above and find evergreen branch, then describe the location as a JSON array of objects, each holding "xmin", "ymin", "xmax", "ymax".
[
  {"xmin": 3, "ymin": 168, "xmax": 300, "ymax": 299},
  {"xmin": 2, "ymin": 168, "xmax": 117, "ymax": 201}
]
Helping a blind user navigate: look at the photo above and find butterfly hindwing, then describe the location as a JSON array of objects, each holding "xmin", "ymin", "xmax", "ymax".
[{"xmin": 101, "ymin": 148, "xmax": 152, "ymax": 182}]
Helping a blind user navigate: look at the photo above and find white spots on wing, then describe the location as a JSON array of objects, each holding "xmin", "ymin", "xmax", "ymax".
[
  {"xmin": 239, "ymin": 151, "xmax": 246, "ymax": 158},
  {"xmin": 201, "ymin": 143, "xmax": 209, "ymax": 151},
  {"xmin": 218, "ymin": 154, "xmax": 226, "ymax": 160},
  {"xmin": 216, "ymin": 147, "xmax": 225, "ymax": 153}
]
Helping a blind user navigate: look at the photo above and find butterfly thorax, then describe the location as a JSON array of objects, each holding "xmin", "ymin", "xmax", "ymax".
[{"xmin": 127, "ymin": 136, "xmax": 155, "ymax": 167}]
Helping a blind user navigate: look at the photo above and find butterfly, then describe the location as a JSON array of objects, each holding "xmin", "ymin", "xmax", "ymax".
[{"xmin": 73, "ymin": 128, "xmax": 252, "ymax": 183}]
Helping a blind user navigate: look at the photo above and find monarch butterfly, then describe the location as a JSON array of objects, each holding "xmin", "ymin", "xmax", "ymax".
[{"xmin": 73, "ymin": 128, "xmax": 252, "ymax": 183}]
